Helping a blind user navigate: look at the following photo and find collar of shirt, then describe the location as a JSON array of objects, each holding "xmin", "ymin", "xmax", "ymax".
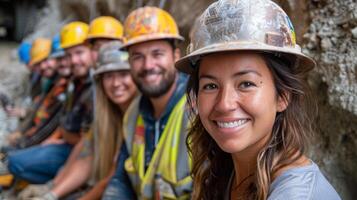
[{"xmin": 139, "ymin": 72, "xmax": 188, "ymax": 125}]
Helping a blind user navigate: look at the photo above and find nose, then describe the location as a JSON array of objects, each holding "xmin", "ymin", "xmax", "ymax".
[
  {"xmin": 70, "ymin": 53, "xmax": 80, "ymax": 65},
  {"xmin": 113, "ymin": 75, "xmax": 122, "ymax": 87},
  {"xmin": 40, "ymin": 61, "xmax": 47, "ymax": 71},
  {"xmin": 214, "ymin": 86, "xmax": 237, "ymax": 113},
  {"xmin": 143, "ymin": 56, "xmax": 155, "ymax": 70}
]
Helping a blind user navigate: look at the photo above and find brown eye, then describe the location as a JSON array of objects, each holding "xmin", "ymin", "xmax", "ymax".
[
  {"xmin": 239, "ymin": 81, "xmax": 256, "ymax": 89},
  {"xmin": 202, "ymin": 83, "xmax": 218, "ymax": 90}
]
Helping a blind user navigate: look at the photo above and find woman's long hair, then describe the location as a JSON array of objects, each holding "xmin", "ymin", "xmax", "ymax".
[
  {"xmin": 186, "ymin": 53, "xmax": 317, "ymax": 200},
  {"xmin": 92, "ymin": 76, "xmax": 124, "ymax": 181}
]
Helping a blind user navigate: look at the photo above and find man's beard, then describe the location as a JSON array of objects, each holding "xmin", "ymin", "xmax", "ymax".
[{"xmin": 133, "ymin": 68, "xmax": 176, "ymax": 98}]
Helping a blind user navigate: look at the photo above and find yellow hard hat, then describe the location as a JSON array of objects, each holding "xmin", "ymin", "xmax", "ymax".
[
  {"xmin": 60, "ymin": 21, "xmax": 89, "ymax": 49},
  {"xmin": 29, "ymin": 38, "xmax": 52, "ymax": 66},
  {"xmin": 123, "ymin": 6, "xmax": 184, "ymax": 48},
  {"xmin": 176, "ymin": 0, "xmax": 316, "ymax": 74},
  {"xmin": 87, "ymin": 16, "xmax": 124, "ymax": 41}
]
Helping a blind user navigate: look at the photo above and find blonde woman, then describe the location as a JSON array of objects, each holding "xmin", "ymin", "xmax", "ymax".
[
  {"xmin": 82, "ymin": 41, "xmax": 137, "ymax": 199},
  {"xmin": 175, "ymin": 0, "xmax": 341, "ymax": 199}
]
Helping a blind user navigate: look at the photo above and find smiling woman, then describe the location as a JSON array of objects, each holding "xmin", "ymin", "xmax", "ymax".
[
  {"xmin": 197, "ymin": 53, "xmax": 285, "ymax": 156},
  {"xmin": 92, "ymin": 41, "xmax": 137, "ymax": 183},
  {"xmin": 175, "ymin": 0, "xmax": 341, "ymax": 200}
]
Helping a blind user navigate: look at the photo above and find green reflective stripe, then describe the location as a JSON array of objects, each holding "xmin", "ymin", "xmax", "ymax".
[
  {"xmin": 124, "ymin": 95, "xmax": 192, "ymax": 199},
  {"xmin": 176, "ymin": 110, "xmax": 191, "ymax": 181},
  {"xmin": 173, "ymin": 176, "xmax": 193, "ymax": 197}
]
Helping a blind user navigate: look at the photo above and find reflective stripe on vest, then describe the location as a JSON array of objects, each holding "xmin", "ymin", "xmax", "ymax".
[{"xmin": 123, "ymin": 95, "xmax": 192, "ymax": 199}]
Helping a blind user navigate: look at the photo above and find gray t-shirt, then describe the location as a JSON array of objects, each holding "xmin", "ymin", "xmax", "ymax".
[{"xmin": 225, "ymin": 161, "xmax": 341, "ymax": 200}]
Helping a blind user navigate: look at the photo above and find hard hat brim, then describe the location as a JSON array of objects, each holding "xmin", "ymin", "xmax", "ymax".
[
  {"xmin": 175, "ymin": 41, "xmax": 316, "ymax": 74},
  {"xmin": 121, "ymin": 34, "xmax": 184, "ymax": 49},
  {"xmin": 29, "ymin": 55, "xmax": 48, "ymax": 66},
  {"xmin": 86, "ymin": 34, "xmax": 124, "ymax": 42},
  {"xmin": 50, "ymin": 50, "xmax": 66, "ymax": 59},
  {"xmin": 61, "ymin": 41, "xmax": 88, "ymax": 50},
  {"xmin": 93, "ymin": 63, "xmax": 131, "ymax": 78}
]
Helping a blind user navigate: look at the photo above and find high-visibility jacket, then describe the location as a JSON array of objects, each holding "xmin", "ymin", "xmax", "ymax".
[{"xmin": 123, "ymin": 95, "xmax": 192, "ymax": 200}]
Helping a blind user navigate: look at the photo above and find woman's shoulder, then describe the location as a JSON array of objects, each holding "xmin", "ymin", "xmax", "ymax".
[{"xmin": 268, "ymin": 161, "xmax": 341, "ymax": 200}]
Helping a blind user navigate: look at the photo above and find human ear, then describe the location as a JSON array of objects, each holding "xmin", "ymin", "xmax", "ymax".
[
  {"xmin": 174, "ymin": 48, "xmax": 181, "ymax": 62},
  {"xmin": 277, "ymin": 92, "xmax": 289, "ymax": 112}
]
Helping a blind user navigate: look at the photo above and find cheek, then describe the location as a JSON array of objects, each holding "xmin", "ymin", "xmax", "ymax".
[
  {"xmin": 102, "ymin": 80, "xmax": 112, "ymax": 96},
  {"xmin": 126, "ymin": 77, "xmax": 136, "ymax": 91},
  {"xmin": 197, "ymin": 93, "xmax": 214, "ymax": 123},
  {"xmin": 130, "ymin": 60, "xmax": 142, "ymax": 72},
  {"xmin": 130, "ymin": 65, "xmax": 139, "ymax": 75},
  {"xmin": 160, "ymin": 58, "xmax": 174, "ymax": 70},
  {"xmin": 80, "ymin": 52, "xmax": 90, "ymax": 65},
  {"xmin": 242, "ymin": 88, "xmax": 278, "ymax": 132}
]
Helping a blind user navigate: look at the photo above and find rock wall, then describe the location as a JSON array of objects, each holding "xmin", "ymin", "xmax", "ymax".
[
  {"xmin": 304, "ymin": 0, "xmax": 357, "ymax": 115},
  {"xmin": 0, "ymin": 42, "xmax": 28, "ymax": 147},
  {"xmin": 303, "ymin": 0, "xmax": 357, "ymax": 199}
]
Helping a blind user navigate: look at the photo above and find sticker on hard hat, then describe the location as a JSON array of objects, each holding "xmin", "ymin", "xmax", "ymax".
[
  {"xmin": 265, "ymin": 32, "xmax": 284, "ymax": 47},
  {"xmin": 285, "ymin": 16, "xmax": 296, "ymax": 45},
  {"xmin": 280, "ymin": 24, "xmax": 294, "ymax": 46},
  {"xmin": 203, "ymin": 2, "xmax": 243, "ymax": 43}
]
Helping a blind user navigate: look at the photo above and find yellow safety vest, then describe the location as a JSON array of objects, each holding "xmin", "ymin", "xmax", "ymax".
[{"xmin": 123, "ymin": 95, "xmax": 192, "ymax": 200}]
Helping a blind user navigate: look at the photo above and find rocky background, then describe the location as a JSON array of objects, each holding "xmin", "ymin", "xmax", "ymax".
[{"xmin": 0, "ymin": 0, "xmax": 356, "ymax": 199}]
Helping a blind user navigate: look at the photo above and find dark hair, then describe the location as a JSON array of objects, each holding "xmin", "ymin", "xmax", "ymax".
[
  {"xmin": 167, "ymin": 39, "xmax": 177, "ymax": 50},
  {"xmin": 186, "ymin": 52, "xmax": 317, "ymax": 200}
]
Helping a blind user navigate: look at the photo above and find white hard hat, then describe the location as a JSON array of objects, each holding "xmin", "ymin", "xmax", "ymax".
[{"xmin": 176, "ymin": 0, "xmax": 316, "ymax": 74}]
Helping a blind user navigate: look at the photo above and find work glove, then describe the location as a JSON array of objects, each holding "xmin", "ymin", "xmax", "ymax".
[{"xmin": 18, "ymin": 181, "xmax": 53, "ymax": 200}]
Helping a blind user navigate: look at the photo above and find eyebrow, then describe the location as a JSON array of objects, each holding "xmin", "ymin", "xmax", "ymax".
[
  {"xmin": 130, "ymin": 51, "xmax": 142, "ymax": 56},
  {"xmin": 199, "ymin": 69, "xmax": 262, "ymax": 80},
  {"xmin": 233, "ymin": 69, "xmax": 262, "ymax": 77},
  {"xmin": 130, "ymin": 48, "xmax": 165, "ymax": 56},
  {"xmin": 152, "ymin": 48, "xmax": 166, "ymax": 53}
]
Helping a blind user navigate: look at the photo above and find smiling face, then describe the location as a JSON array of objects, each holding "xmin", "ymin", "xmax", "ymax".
[
  {"xmin": 128, "ymin": 40, "xmax": 179, "ymax": 98},
  {"xmin": 101, "ymin": 70, "xmax": 137, "ymax": 109},
  {"xmin": 197, "ymin": 52, "xmax": 287, "ymax": 156},
  {"xmin": 56, "ymin": 55, "xmax": 72, "ymax": 77},
  {"xmin": 66, "ymin": 44, "xmax": 93, "ymax": 78},
  {"xmin": 40, "ymin": 58, "xmax": 58, "ymax": 78}
]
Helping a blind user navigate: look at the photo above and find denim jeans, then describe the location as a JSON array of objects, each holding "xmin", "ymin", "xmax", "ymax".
[
  {"xmin": 102, "ymin": 144, "xmax": 136, "ymax": 200},
  {"xmin": 7, "ymin": 143, "xmax": 72, "ymax": 183}
]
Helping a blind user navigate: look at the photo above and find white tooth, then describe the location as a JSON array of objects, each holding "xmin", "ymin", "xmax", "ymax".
[{"xmin": 217, "ymin": 120, "xmax": 247, "ymax": 128}]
